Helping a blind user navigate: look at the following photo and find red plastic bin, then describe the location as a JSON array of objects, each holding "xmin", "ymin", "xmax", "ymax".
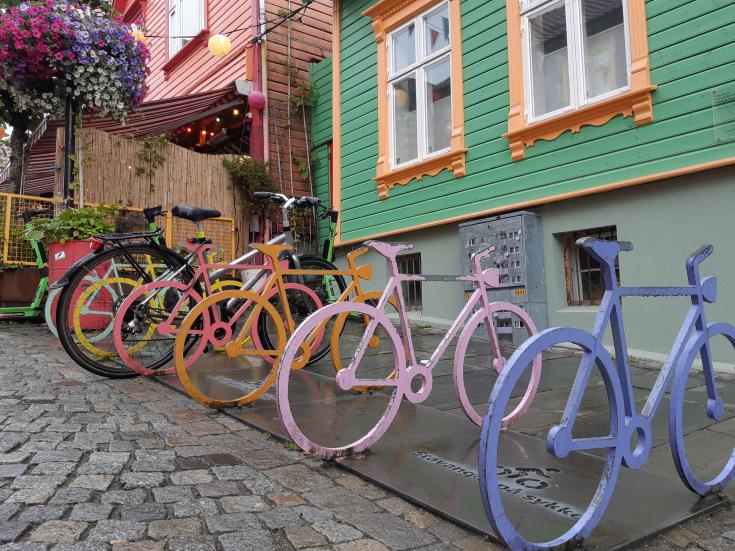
[{"xmin": 48, "ymin": 240, "xmax": 111, "ymax": 331}]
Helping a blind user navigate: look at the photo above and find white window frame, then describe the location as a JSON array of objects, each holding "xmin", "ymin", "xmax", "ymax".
[
  {"xmin": 566, "ymin": 225, "xmax": 619, "ymax": 305},
  {"xmin": 169, "ymin": 0, "xmax": 206, "ymax": 58},
  {"xmin": 387, "ymin": 2, "xmax": 452, "ymax": 170},
  {"xmin": 521, "ymin": 0, "xmax": 632, "ymax": 124}
]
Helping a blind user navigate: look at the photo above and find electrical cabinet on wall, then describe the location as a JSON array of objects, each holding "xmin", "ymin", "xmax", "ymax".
[{"xmin": 459, "ymin": 211, "xmax": 548, "ymax": 344}]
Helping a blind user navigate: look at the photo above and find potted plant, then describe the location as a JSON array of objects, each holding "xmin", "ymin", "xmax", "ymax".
[{"xmin": 24, "ymin": 204, "xmax": 117, "ymax": 284}]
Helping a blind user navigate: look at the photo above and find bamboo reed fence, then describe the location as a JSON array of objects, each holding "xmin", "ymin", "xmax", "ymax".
[{"xmin": 53, "ymin": 127, "xmax": 248, "ymax": 253}]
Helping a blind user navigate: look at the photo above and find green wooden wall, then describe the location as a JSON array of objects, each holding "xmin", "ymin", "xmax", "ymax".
[
  {"xmin": 328, "ymin": 0, "xmax": 735, "ymax": 243},
  {"xmin": 309, "ymin": 58, "xmax": 334, "ymax": 241}
]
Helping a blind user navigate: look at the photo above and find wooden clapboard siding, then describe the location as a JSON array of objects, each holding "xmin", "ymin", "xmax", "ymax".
[
  {"xmin": 309, "ymin": 57, "xmax": 333, "ymax": 241},
  {"xmin": 143, "ymin": 0, "xmax": 253, "ymax": 99},
  {"xmin": 331, "ymin": 0, "xmax": 735, "ymax": 244},
  {"xmin": 264, "ymin": 0, "xmax": 332, "ymax": 197},
  {"xmin": 117, "ymin": 0, "xmax": 333, "ymax": 205}
]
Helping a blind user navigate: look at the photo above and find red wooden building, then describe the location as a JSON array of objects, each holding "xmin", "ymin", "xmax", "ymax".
[
  {"xmin": 2, "ymin": 0, "xmax": 332, "ymax": 202},
  {"xmin": 116, "ymin": 0, "xmax": 333, "ymax": 198}
]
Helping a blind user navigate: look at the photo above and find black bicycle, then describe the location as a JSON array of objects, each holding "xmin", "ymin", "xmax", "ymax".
[{"xmin": 52, "ymin": 193, "xmax": 345, "ymax": 378}]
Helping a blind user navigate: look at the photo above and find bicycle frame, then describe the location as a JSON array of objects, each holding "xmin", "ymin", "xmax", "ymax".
[
  {"xmin": 344, "ymin": 242, "xmax": 504, "ymax": 391},
  {"xmin": 224, "ymin": 244, "xmax": 373, "ymax": 359},
  {"xmin": 0, "ymin": 219, "xmax": 48, "ymax": 320},
  {"xmin": 553, "ymin": 240, "xmax": 720, "ymax": 460},
  {"xmin": 337, "ymin": 241, "xmax": 520, "ymax": 403},
  {"xmin": 70, "ymin": 196, "xmax": 338, "ymax": 314}
]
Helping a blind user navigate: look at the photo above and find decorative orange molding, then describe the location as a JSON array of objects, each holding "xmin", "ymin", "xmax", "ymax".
[
  {"xmin": 504, "ymin": 0, "xmax": 655, "ymax": 161},
  {"xmin": 376, "ymin": 147, "xmax": 467, "ymax": 199},
  {"xmin": 504, "ymin": 85, "xmax": 657, "ymax": 158},
  {"xmin": 364, "ymin": 0, "xmax": 466, "ymax": 199},
  {"xmin": 337, "ymin": 155, "xmax": 735, "ymax": 246}
]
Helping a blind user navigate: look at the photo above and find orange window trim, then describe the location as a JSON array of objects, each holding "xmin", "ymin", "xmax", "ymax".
[
  {"xmin": 504, "ymin": 0, "xmax": 656, "ymax": 162},
  {"xmin": 364, "ymin": 0, "xmax": 467, "ymax": 200}
]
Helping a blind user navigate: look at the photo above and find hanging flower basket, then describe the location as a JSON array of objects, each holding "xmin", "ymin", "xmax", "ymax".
[{"xmin": 0, "ymin": 0, "xmax": 150, "ymax": 119}]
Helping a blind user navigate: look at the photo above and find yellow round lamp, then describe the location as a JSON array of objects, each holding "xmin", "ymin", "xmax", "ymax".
[
  {"xmin": 394, "ymin": 88, "xmax": 409, "ymax": 110},
  {"xmin": 208, "ymin": 34, "xmax": 232, "ymax": 57}
]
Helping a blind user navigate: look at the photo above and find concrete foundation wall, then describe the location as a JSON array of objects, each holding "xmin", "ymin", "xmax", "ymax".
[{"xmin": 336, "ymin": 167, "xmax": 735, "ymax": 368}]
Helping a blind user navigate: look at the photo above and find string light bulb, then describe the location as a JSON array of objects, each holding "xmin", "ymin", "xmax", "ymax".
[
  {"xmin": 233, "ymin": 109, "xmax": 240, "ymax": 116},
  {"xmin": 208, "ymin": 34, "xmax": 232, "ymax": 56}
]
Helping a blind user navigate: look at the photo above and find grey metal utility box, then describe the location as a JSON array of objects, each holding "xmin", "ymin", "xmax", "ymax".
[{"xmin": 458, "ymin": 211, "xmax": 548, "ymax": 344}]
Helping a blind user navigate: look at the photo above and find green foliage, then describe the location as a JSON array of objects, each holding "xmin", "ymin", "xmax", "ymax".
[
  {"xmin": 279, "ymin": 56, "xmax": 318, "ymax": 113},
  {"xmin": 294, "ymin": 155, "xmax": 320, "ymax": 183},
  {"xmin": 223, "ymin": 156, "xmax": 278, "ymax": 213},
  {"xmin": 24, "ymin": 204, "xmax": 118, "ymax": 245},
  {"xmin": 0, "ymin": 260, "xmax": 22, "ymax": 272},
  {"xmin": 292, "ymin": 80, "xmax": 318, "ymax": 111},
  {"xmin": 136, "ymin": 135, "xmax": 168, "ymax": 193}
]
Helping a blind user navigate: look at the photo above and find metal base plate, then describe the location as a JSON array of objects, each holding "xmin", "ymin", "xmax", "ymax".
[{"xmin": 156, "ymin": 359, "xmax": 727, "ymax": 550}]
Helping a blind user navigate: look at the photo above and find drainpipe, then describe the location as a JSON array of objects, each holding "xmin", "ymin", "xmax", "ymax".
[
  {"xmin": 260, "ymin": 0, "xmax": 269, "ymax": 164},
  {"xmin": 248, "ymin": 0, "xmax": 267, "ymax": 162}
]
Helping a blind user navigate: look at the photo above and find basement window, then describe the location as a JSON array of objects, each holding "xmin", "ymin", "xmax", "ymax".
[
  {"xmin": 397, "ymin": 253, "xmax": 423, "ymax": 310},
  {"xmin": 562, "ymin": 225, "xmax": 619, "ymax": 306}
]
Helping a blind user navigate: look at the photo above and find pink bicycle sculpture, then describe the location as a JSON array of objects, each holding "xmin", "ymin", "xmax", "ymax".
[{"xmin": 275, "ymin": 240, "xmax": 542, "ymax": 460}]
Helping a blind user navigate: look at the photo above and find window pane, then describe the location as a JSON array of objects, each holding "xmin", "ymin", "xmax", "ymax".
[
  {"xmin": 424, "ymin": 5, "xmax": 449, "ymax": 56},
  {"xmin": 392, "ymin": 23, "xmax": 416, "ymax": 73},
  {"xmin": 170, "ymin": 7, "xmax": 179, "ymax": 55},
  {"xmin": 529, "ymin": 2, "xmax": 570, "ymax": 117},
  {"xmin": 181, "ymin": 0, "xmax": 201, "ymax": 47},
  {"xmin": 425, "ymin": 57, "xmax": 451, "ymax": 154},
  {"xmin": 392, "ymin": 76, "xmax": 418, "ymax": 165},
  {"xmin": 582, "ymin": 0, "xmax": 628, "ymax": 99}
]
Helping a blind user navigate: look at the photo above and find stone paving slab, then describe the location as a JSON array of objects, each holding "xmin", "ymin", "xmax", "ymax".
[{"xmin": 0, "ymin": 324, "xmax": 734, "ymax": 551}]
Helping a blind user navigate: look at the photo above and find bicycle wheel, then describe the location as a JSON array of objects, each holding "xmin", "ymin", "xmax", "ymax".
[
  {"xmin": 454, "ymin": 302, "xmax": 541, "ymax": 428},
  {"xmin": 288, "ymin": 255, "xmax": 347, "ymax": 306},
  {"xmin": 479, "ymin": 328, "xmax": 624, "ymax": 550},
  {"xmin": 175, "ymin": 289, "xmax": 287, "ymax": 408},
  {"xmin": 75, "ymin": 277, "xmax": 143, "ymax": 360},
  {"xmin": 670, "ymin": 322, "xmax": 735, "ymax": 495},
  {"xmin": 276, "ymin": 301, "xmax": 405, "ymax": 460},
  {"xmin": 56, "ymin": 244, "xmax": 189, "ymax": 378},
  {"xmin": 330, "ymin": 291, "xmax": 401, "ymax": 382},
  {"xmin": 255, "ymin": 283, "xmax": 324, "ymax": 365},
  {"xmin": 114, "ymin": 281, "xmax": 204, "ymax": 376}
]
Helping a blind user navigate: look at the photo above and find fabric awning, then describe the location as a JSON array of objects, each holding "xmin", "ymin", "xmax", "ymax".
[{"xmin": 0, "ymin": 80, "xmax": 252, "ymax": 196}]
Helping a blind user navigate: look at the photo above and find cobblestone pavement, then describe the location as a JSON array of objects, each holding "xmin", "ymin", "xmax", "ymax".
[{"xmin": 0, "ymin": 324, "xmax": 734, "ymax": 551}]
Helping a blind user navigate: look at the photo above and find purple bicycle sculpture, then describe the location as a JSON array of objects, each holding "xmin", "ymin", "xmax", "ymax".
[
  {"xmin": 275, "ymin": 240, "xmax": 542, "ymax": 460},
  {"xmin": 479, "ymin": 238, "xmax": 735, "ymax": 550}
]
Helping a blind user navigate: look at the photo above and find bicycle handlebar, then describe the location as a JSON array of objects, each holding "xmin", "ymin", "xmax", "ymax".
[
  {"xmin": 253, "ymin": 192, "xmax": 288, "ymax": 204},
  {"xmin": 143, "ymin": 205, "xmax": 164, "ymax": 224},
  {"xmin": 253, "ymin": 192, "xmax": 324, "ymax": 210},
  {"xmin": 471, "ymin": 245, "xmax": 496, "ymax": 275},
  {"xmin": 17, "ymin": 207, "xmax": 54, "ymax": 224},
  {"xmin": 687, "ymin": 244, "xmax": 714, "ymax": 271},
  {"xmin": 295, "ymin": 196, "xmax": 322, "ymax": 207}
]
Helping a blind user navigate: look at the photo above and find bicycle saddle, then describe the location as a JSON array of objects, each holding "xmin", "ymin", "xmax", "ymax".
[
  {"xmin": 364, "ymin": 240, "xmax": 414, "ymax": 258},
  {"xmin": 171, "ymin": 205, "xmax": 222, "ymax": 223},
  {"xmin": 577, "ymin": 238, "xmax": 633, "ymax": 263}
]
